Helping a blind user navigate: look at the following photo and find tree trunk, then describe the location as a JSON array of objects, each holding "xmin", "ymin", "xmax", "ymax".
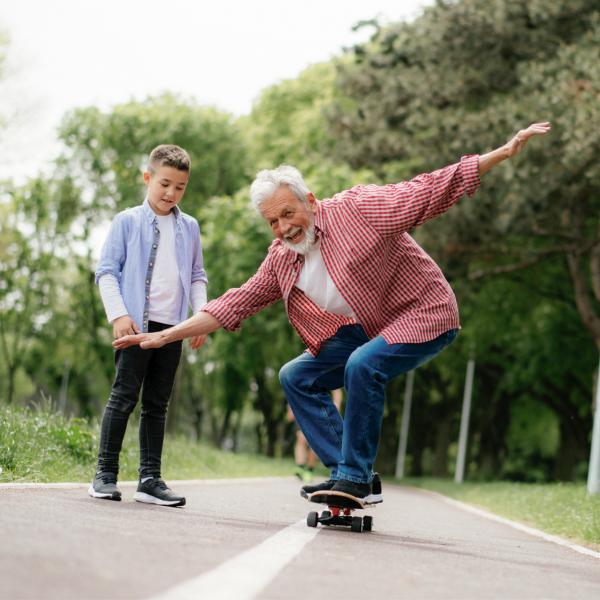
[
  {"xmin": 432, "ymin": 417, "xmax": 452, "ymax": 477},
  {"xmin": 553, "ymin": 418, "xmax": 588, "ymax": 481},
  {"xmin": 6, "ymin": 365, "xmax": 16, "ymax": 405}
]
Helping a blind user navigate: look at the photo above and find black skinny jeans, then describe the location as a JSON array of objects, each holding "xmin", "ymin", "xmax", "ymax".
[{"xmin": 96, "ymin": 321, "xmax": 182, "ymax": 479}]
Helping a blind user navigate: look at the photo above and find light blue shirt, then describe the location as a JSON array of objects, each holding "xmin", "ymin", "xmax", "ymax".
[{"xmin": 95, "ymin": 198, "xmax": 208, "ymax": 332}]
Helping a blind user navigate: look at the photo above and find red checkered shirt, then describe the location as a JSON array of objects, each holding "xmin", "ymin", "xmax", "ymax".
[{"xmin": 204, "ymin": 155, "xmax": 480, "ymax": 355}]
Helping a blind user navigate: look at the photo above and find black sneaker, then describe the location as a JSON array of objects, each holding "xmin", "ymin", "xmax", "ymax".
[
  {"xmin": 331, "ymin": 478, "xmax": 371, "ymax": 500},
  {"xmin": 133, "ymin": 478, "xmax": 186, "ymax": 507},
  {"xmin": 300, "ymin": 479, "xmax": 336, "ymax": 499},
  {"xmin": 88, "ymin": 472, "xmax": 121, "ymax": 501},
  {"xmin": 331, "ymin": 477, "xmax": 383, "ymax": 504}
]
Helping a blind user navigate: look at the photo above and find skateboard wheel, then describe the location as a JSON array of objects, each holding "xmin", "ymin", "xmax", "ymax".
[
  {"xmin": 363, "ymin": 516, "xmax": 373, "ymax": 532},
  {"xmin": 321, "ymin": 510, "xmax": 331, "ymax": 519},
  {"xmin": 307, "ymin": 511, "xmax": 319, "ymax": 528},
  {"xmin": 351, "ymin": 516, "xmax": 362, "ymax": 533}
]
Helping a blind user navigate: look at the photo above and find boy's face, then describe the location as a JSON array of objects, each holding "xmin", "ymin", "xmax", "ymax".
[{"xmin": 144, "ymin": 165, "xmax": 189, "ymax": 215}]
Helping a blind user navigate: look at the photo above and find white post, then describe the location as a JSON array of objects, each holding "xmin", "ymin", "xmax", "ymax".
[
  {"xmin": 455, "ymin": 358, "xmax": 475, "ymax": 483},
  {"xmin": 395, "ymin": 370, "xmax": 415, "ymax": 479},
  {"xmin": 587, "ymin": 356, "xmax": 600, "ymax": 495}
]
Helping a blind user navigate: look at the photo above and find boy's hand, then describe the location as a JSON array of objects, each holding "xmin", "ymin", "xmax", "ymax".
[
  {"xmin": 113, "ymin": 331, "xmax": 165, "ymax": 350},
  {"xmin": 190, "ymin": 334, "xmax": 207, "ymax": 350},
  {"xmin": 112, "ymin": 315, "xmax": 141, "ymax": 339}
]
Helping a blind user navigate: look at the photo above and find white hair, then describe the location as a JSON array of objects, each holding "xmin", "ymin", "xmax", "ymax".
[{"xmin": 249, "ymin": 165, "xmax": 310, "ymax": 211}]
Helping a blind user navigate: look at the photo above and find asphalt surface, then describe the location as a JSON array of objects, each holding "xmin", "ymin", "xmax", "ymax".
[{"xmin": 1, "ymin": 477, "xmax": 599, "ymax": 599}]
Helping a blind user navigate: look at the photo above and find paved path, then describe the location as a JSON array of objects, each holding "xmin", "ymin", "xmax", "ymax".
[{"xmin": 1, "ymin": 478, "xmax": 599, "ymax": 599}]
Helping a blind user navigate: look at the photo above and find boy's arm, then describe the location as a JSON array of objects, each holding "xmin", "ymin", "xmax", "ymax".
[
  {"xmin": 95, "ymin": 213, "xmax": 141, "ymax": 338},
  {"xmin": 189, "ymin": 220, "xmax": 209, "ymax": 349},
  {"xmin": 190, "ymin": 220, "xmax": 208, "ymax": 286},
  {"xmin": 98, "ymin": 274, "xmax": 141, "ymax": 338},
  {"xmin": 189, "ymin": 280, "xmax": 208, "ymax": 349}
]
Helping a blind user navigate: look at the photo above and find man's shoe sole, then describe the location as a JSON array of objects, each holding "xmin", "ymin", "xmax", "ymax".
[
  {"xmin": 88, "ymin": 485, "xmax": 121, "ymax": 501},
  {"xmin": 133, "ymin": 492, "xmax": 186, "ymax": 507}
]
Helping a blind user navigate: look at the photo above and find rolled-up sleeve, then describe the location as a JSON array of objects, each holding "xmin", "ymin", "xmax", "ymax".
[
  {"xmin": 95, "ymin": 212, "xmax": 129, "ymax": 284},
  {"xmin": 354, "ymin": 154, "xmax": 480, "ymax": 236},
  {"xmin": 203, "ymin": 253, "xmax": 282, "ymax": 331}
]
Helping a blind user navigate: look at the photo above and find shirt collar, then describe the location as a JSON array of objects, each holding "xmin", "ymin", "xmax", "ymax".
[{"xmin": 142, "ymin": 197, "xmax": 181, "ymax": 222}]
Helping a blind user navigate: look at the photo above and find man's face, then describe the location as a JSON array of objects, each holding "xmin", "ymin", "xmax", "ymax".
[
  {"xmin": 144, "ymin": 165, "xmax": 189, "ymax": 216},
  {"xmin": 259, "ymin": 185, "xmax": 317, "ymax": 253}
]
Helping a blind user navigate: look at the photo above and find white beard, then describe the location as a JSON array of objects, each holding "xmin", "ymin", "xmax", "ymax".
[{"xmin": 282, "ymin": 222, "xmax": 316, "ymax": 255}]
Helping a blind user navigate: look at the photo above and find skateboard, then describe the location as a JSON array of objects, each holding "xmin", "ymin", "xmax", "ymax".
[{"xmin": 306, "ymin": 490, "xmax": 373, "ymax": 533}]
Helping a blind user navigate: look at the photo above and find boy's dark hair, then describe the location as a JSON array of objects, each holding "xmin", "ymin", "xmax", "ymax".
[{"xmin": 148, "ymin": 145, "xmax": 191, "ymax": 173}]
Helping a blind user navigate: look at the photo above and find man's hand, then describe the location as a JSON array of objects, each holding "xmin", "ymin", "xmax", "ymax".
[
  {"xmin": 112, "ymin": 331, "xmax": 166, "ymax": 350},
  {"xmin": 112, "ymin": 315, "xmax": 141, "ymax": 339},
  {"xmin": 504, "ymin": 122, "xmax": 551, "ymax": 158},
  {"xmin": 479, "ymin": 121, "xmax": 551, "ymax": 176},
  {"xmin": 190, "ymin": 334, "xmax": 208, "ymax": 350}
]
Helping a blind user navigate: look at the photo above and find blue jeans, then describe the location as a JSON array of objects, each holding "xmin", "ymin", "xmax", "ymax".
[{"xmin": 279, "ymin": 325, "xmax": 458, "ymax": 484}]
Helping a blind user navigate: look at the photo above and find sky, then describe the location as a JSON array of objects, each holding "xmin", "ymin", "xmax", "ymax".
[{"xmin": 0, "ymin": 0, "xmax": 429, "ymax": 182}]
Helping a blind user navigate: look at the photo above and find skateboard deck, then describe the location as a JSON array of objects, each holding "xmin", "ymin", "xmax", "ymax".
[
  {"xmin": 309, "ymin": 490, "xmax": 366, "ymax": 509},
  {"xmin": 306, "ymin": 490, "xmax": 373, "ymax": 532}
]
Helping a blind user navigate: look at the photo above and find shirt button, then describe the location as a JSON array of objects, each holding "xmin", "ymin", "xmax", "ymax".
[
  {"xmin": 155, "ymin": 229, "xmax": 159, "ymax": 234},
  {"xmin": 146, "ymin": 295, "xmax": 149, "ymax": 300},
  {"xmin": 153, "ymin": 244, "xmax": 157, "ymax": 249},
  {"xmin": 146, "ymin": 280, "xmax": 150, "ymax": 284},
  {"xmin": 149, "ymin": 262, "xmax": 153, "ymax": 266}
]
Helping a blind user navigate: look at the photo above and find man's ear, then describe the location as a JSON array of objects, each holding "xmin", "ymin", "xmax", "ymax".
[
  {"xmin": 143, "ymin": 171, "xmax": 151, "ymax": 185},
  {"xmin": 306, "ymin": 191, "xmax": 317, "ymax": 212}
]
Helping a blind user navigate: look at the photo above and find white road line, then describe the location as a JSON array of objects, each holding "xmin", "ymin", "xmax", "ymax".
[
  {"xmin": 437, "ymin": 494, "xmax": 600, "ymax": 560},
  {"xmin": 149, "ymin": 519, "xmax": 320, "ymax": 600}
]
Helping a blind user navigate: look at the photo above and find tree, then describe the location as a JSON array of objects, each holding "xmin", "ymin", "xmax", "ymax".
[{"xmin": 0, "ymin": 177, "xmax": 79, "ymax": 404}]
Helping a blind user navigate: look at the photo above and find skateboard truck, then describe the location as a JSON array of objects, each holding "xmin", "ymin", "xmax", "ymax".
[{"xmin": 307, "ymin": 505, "xmax": 372, "ymax": 533}]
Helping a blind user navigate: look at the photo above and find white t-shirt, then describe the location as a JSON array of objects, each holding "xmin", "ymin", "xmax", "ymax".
[
  {"xmin": 148, "ymin": 213, "xmax": 183, "ymax": 325},
  {"xmin": 294, "ymin": 239, "xmax": 355, "ymax": 317}
]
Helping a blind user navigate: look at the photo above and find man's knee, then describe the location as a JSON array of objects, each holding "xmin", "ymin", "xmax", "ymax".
[
  {"xmin": 279, "ymin": 359, "xmax": 299, "ymax": 389},
  {"xmin": 344, "ymin": 349, "xmax": 383, "ymax": 384}
]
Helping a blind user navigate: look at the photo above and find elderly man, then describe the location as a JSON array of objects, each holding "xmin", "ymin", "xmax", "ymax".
[{"xmin": 114, "ymin": 122, "xmax": 550, "ymax": 502}]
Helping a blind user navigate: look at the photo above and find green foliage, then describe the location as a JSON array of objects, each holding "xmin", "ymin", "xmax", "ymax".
[
  {"xmin": 0, "ymin": 405, "xmax": 294, "ymax": 483},
  {"xmin": 0, "ymin": 405, "xmax": 95, "ymax": 481},
  {"xmin": 240, "ymin": 61, "xmax": 375, "ymax": 198},
  {"xmin": 58, "ymin": 94, "xmax": 250, "ymax": 219},
  {"xmin": 0, "ymin": 177, "xmax": 80, "ymax": 404}
]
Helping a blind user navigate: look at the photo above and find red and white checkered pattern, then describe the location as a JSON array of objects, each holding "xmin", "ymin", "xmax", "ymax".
[{"xmin": 204, "ymin": 155, "xmax": 480, "ymax": 355}]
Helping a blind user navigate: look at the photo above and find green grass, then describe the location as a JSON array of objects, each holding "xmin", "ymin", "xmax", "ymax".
[
  {"xmin": 0, "ymin": 404, "xmax": 295, "ymax": 484},
  {"xmin": 401, "ymin": 477, "xmax": 600, "ymax": 549}
]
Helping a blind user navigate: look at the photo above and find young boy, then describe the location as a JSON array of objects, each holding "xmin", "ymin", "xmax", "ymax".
[{"xmin": 89, "ymin": 144, "xmax": 208, "ymax": 507}]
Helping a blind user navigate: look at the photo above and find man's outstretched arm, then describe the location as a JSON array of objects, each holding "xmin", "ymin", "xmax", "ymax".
[
  {"xmin": 113, "ymin": 311, "xmax": 222, "ymax": 350},
  {"xmin": 478, "ymin": 122, "xmax": 551, "ymax": 176}
]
